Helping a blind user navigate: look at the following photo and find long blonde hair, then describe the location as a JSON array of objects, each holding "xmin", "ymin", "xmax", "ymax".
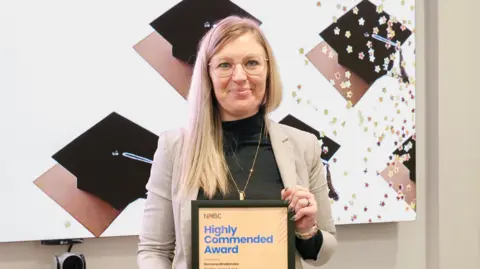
[{"xmin": 179, "ymin": 15, "xmax": 283, "ymax": 199}]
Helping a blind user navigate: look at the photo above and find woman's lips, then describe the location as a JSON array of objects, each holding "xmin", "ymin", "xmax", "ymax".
[{"xmin": 230, "ymin": 88, "xmax": 250, "ymax": 93}]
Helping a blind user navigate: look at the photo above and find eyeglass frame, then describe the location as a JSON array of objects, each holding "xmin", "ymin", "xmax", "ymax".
[{"xmin": 208, "ymin": 53, "xmax": 269, "ymax": 78}]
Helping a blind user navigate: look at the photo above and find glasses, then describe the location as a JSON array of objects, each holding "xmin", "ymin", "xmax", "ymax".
[{"xmin": 209, "ymin": 54, "xmax": 268, "ymax": 78}]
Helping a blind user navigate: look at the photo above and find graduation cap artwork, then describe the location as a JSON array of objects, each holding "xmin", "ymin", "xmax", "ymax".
[
  {"xmin": 306, "ymin": 0, "xmax": 413, "ymax": 106},
  {"xmin": 34, "ymin": 112, "xmax": 159, "ymax": 237},
  {"xmin": 392, "ymin": 133, "xmax": 416, "ymax": 183},
  {"xmin": 133, "ymin": 0, "xmax": 261, "ymax": 99},
  {"xmin": 279, "ymin": 114, "xmax": 341, "ymax": 201},
  {"xmin": 379, "ymin": 133, "xmax": 416, "ymax": 210},
  {"xmin": 34, "ymin": 164, "xmax": 121, "ymax": 237},
  {"xmin": 52, "ymin": 112, "xmax": 159, "ymax": 211}
]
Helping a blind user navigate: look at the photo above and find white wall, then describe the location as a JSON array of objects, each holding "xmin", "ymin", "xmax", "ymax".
[{"xmin": 1, "ymin": 0, "xmax": 479, "ymax": 268}]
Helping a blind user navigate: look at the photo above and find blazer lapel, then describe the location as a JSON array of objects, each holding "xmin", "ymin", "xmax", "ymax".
[{"xmin": 268, "ymin": 120, "xmax": 298, "ymax": 189}]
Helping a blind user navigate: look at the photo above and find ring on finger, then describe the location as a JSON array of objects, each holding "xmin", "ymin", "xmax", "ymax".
[{"xmin": 300, "ymin": 198, "xmax": 310, "ymax": 207}]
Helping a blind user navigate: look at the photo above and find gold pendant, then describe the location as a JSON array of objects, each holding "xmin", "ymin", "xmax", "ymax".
[{"xmin": 239, "ymin": 191, "xmax": 245, "ymax": 200}]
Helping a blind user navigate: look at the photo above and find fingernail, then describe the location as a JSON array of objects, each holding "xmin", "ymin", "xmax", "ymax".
[{"xmin": 290, "ymin": 215, "xmax": 296, "ymax": 221}]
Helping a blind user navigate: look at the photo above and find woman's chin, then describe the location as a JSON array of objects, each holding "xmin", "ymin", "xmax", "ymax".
[{"xmin": 230, "ymin": 105, "xmax": 260, "ymax": 117}]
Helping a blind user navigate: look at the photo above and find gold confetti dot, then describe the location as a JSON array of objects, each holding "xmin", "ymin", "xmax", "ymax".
[
  {"xmin": 346, "ymin": 100, "xmax": 353, "ymax": 109},
  {"xmin": 64, "ymin": 221, "xmax": 71, "ymax": 228},
  {"xmin": 344, "ymin": 171, "xmax": 348, "ymax": 176},
  {"xmin": 341, "ymin": 121, "xmax": 346, "ymax": 127},
  {"xmin": 299, "ymin": 48, "xmax": 304, "ymax": 54},
  {"xmin": 324, "ymin": 109, "xmax": 329, "ymax": 115}
]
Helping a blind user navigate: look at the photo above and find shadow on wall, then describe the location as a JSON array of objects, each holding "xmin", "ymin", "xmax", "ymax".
[
  {"xmin": 0, "ymin": 236, "xmax": 138, "ymax": 268},
  {"xmin": 303, "ymin": 222, "xmax": 399, "ymax": 269}
]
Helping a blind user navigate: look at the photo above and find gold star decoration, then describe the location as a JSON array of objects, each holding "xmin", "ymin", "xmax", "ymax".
[{"xmin": 346, "ymin": 100, "xmax": 353, "ymax": 109}]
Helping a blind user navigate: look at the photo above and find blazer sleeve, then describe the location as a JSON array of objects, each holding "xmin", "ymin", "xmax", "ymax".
[
  {"xmin": 304, "ymin": 133, "xmax": 339, "ymax": 267},
  {"xmin": 137, "ymin": 131, "xmax": 176, "ymax": 269}
]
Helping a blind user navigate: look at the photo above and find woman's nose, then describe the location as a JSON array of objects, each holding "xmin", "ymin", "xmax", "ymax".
[{"xmin": 231, "ymin": 64, "xmax": 247, "ymax": 81}]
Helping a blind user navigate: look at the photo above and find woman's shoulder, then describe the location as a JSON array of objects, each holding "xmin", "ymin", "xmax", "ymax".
[
  {"xmin": 157, "ymin": 127, "xmax": 186, "ymax": 156},
  {"xmin": 270, "ymin": 120, "xmax": 318, "ymax": 144}
]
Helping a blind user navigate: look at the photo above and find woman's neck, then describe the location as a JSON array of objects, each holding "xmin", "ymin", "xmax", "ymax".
[{"xmin": 221, "ymin": 109, "xmax": 264, "ymax": 137}]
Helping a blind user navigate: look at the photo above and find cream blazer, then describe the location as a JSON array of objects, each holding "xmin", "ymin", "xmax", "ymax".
[{"xmin": 137, "ymin": 119, "xmax": 338, "ymax": 269}]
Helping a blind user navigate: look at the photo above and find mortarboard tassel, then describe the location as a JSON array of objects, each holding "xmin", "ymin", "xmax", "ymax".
[
  {"xmin": 398, "ymin": 49, "xmax": 410, "ymax": 84},
  {"xmin": 325, "ymin": 163, "xmax": 339, "ymax": 201}
]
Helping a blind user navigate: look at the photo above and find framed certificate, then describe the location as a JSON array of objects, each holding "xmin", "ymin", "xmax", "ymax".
[{"xmin": 191, "ymin": 200, "xmax": 295, "ymax": 269}]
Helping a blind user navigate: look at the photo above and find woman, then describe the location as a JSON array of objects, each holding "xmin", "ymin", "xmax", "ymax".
[{"xmin": 137, "ymin": 15, "xmax": 337, "ymax": 269}]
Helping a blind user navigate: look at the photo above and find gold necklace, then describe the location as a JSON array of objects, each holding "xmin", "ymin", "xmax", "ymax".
[{"xmin": 227, "ymin": 123, "xmax": 263, "ymax": 200}]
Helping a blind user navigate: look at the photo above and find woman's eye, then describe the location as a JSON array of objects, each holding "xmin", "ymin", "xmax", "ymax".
[{"xmin": 218, "ymin": 62, "xmax": 231, "ymax": 68}]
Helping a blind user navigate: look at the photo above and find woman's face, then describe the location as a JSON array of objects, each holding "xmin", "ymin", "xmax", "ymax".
[{"xmin": 209, "ymin": 32, "xmax": 268, "ymax": 121}]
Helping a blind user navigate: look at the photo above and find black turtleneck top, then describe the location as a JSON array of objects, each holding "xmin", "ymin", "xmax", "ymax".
[{"xmin": 196, "ymin": 110, "xmax": 323, "ymax": 260}]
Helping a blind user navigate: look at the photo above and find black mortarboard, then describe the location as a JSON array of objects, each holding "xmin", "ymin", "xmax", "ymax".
[
  {"xmin": 279, "ymin": 114, "xmax": 320, "ymax": 139},
  {"xmin": 149, "ymin": 0, "xmax": 262, "ymax": 65},
  {"xmin": 392, "ymin": 133, "xmax": 416, "ymax": 183},
  {"xmin": 52, "ymin": 112, "xmax": 159, "ymax": 211},
  {"xmin": 279, "ymin": 114, "xmax": 341, "ymax": 201},
  {"xmin": 318, "ymin": 135, "xmax": 341, "ymax": 163},
  {"xmin": 319, "ymin": 0, "xmax": 413, "ymax": 85},
  {"xmin": 278, "ymin": 114, "xmax": 340, "ymax": 162}
]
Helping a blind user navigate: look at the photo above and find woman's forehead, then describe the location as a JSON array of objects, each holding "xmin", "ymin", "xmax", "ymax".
[{"xmin": 212, "ymin": 33, "xmax": 266, "ymax": 59}]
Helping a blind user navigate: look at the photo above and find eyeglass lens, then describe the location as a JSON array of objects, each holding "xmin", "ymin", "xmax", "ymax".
[{"xmin": 210, "ymin": 54, "xmax": 267, "ymax": 77}]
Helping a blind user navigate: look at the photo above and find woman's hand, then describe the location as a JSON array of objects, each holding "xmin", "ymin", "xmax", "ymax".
[{"xmin": 281, "ymin": 186, "xmax": 318, "ymax": 234}]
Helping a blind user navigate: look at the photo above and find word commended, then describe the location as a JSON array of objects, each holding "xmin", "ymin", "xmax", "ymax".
[{"xmin": 203, "ymin": 225, "xmax": 274, "ymax": 254}]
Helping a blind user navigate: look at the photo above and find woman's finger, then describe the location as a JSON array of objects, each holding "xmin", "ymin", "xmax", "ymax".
[
  {"xmin": 293, "ymin": 204, "xmax": 317, "ymax": 221},
  {"xmin": 294, "ymin": 198, "xmax": 310, "ymax": 213},
  {"xmin": 288, "ymin": 190, "xmax": 312, "ymax": 211}
]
